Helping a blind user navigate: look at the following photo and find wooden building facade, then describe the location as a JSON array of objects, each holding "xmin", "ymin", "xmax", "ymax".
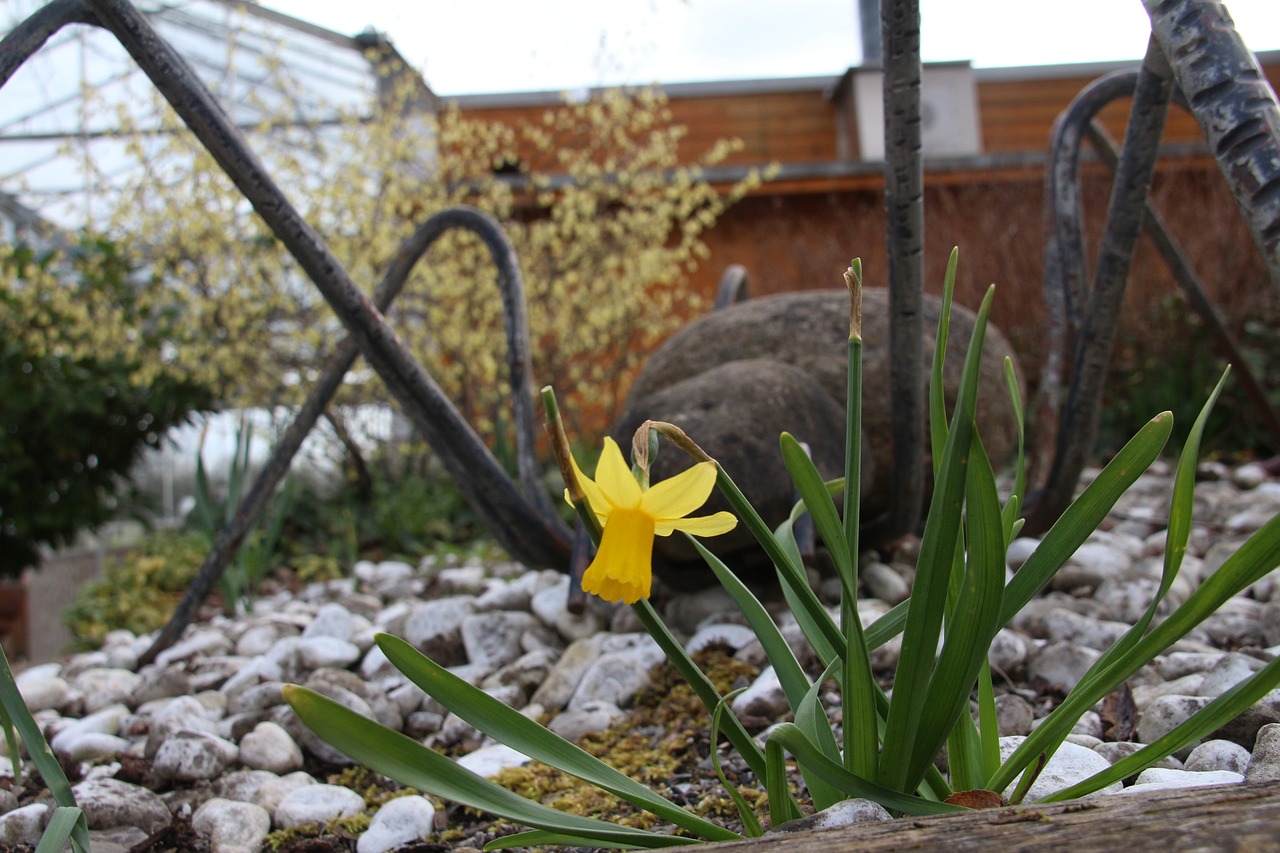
[{"xmin": 450, "ymin": 54, "xmax": 1280, "ymax": 409}]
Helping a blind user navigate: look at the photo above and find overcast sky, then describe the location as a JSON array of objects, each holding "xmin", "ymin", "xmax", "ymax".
[{"xmin": 264, "ymin": 0, "xmax": 1280, "ymax": 95}]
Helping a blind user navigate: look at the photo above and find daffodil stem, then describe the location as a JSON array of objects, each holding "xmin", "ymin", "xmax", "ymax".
[
  {"xmin": 541, "ymin": 386, "xmax": 601, "ymax": 541},
  {"xmin": 631, "ymin": 599, "xmax": 768, "ymax": 779}
]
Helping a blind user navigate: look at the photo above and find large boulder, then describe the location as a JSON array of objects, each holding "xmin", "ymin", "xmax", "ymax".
[{"xmin": 612, "ymin": 288, "xmax": 1021, "ymax": 584}]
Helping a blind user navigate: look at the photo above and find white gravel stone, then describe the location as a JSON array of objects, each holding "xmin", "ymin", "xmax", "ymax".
[
  {"xmin": 192, "ymin": 798, "xmax": 272, "ymax": 853},
  {"xmin": 152, "ymin": 730, "xmax": 240, "ymax": 782},
  {"xmin": 685, "ymin": 623, "xmax": 758, "ymax": 654},
  {"xmin": 770, "ymin": 797, "xmax": 892, "ymax": 833},
  {"xmin": 1116, "ymin": 767, "xmax": 1243, "ymax": 794},
  {"xmin": 1026, "ymin": 641, "xmax": 1101, "ymax": 691},
  {"xmin": 731, "ymin": 666, "xmax": 788, "ymax": 719},
  {"xmin": 302, "ymin": 602, "xmax": 355, "ymax": 641},
  {"xmin": 1245, "ymin": 722, "xmax": 1280, "ymax": 782},
  {"xmin": 998, "ymin": 737, "xmax": 1121, "ymax": 802},
  {"xmin": 0, "ymin": 803, "xmax": 46, "ymax": 846},
  {"xmin": 16, "ymin": 675, "xmax": 69, "ymax": 713},
  {"xmin": 1006, "ymin": 537, "xmax": 1040, "ymax": 571},
  {"xmin": 49, "ymin": 704, "xmax": 130, "ymax": 757},
  {"xmin": 531, "ymin": 576, "xmax": 604, "ymax": 640},
  {"xmin": 59, "ymin": 731, "xmax": 132, "ymax": 763},
  {"xmin": 357, "ymin": 795, "xmax": 437, "ymax": 853},
  {"xmin": 455, "ymin": 743, "xmax": 531, "ymax": 777},
  {"xmin": 1136, "ymin": 694, "xmax": 1214, "ymax": 754},
  {"xmin": 548, "ymin": 700, "xmax": 626, "ymax": 741},
  {"xmin": 274, "ymin": 783, "xmax": 367, "ymax": 829},
  {"xmin": 460, "ymin": 611, "xmax": 540, "ymax": 669},
  {"xmin": 251, "ymin": 771, "xmax": 316, "ymax": 815},
  {"xmin": 568, "ymin": 638, "xmax": 665, "ymax": 709},
  {"xmin": 1185, "ymin": 739, "xmax": 1252, "ymax": 774},
  {"xmin": 239, "ymin": 721, "xmax": 304, "ymax": 774},
  {"xmin": 1197, "ymin": 652, "xmax": 1265, "ymax": 697},
  {"xmin": 72, "ymin": 777, "xmax": 171, "ymax": 835}
]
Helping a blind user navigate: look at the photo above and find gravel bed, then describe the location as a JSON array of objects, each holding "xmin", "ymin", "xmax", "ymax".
[{"xmin": 5, "ymin": 458, "xmax": 1280, "ymax": 852}]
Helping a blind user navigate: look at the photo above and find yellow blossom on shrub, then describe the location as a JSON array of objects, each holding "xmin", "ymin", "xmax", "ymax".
[{"xmin": 568, "ymin": 437, "xmax": 736, "ymax": 603}]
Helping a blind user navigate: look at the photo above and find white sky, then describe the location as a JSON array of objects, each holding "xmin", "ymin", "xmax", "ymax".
[{"xmin": 264, "ymin": 0, "xmax": 1280, "ymax": 96}]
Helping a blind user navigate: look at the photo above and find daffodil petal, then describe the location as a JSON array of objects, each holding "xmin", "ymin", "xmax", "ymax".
[
  {"xmin": 655, "ymin": 510, "xmax": 738, "ymax": 537},
  {"xmin": 566, "ymin": 450, "xmax": 613, "ymax": 522},
  {"xmin": 641, "ymin": 460, "xmax": 718, "ymax": 520},
  {"xmin": 593, "ymin": 436, "xmax": 643, "ymax": 509},
  {"xmin": 580, "ymin": 507, "xmax": 654, "ymax": 604}
]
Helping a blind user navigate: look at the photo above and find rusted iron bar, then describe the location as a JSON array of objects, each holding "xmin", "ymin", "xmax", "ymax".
[
  {"xmin": 1145, "ymin": 0, "xmax": 1280, "ymax": 289},
  {"xmin": 1084, "ymin": 120, "xmax": 1280, "ymax": 448},
  {"xmin": 137, "ymin": 207, "xmax": 568, "ymax": 665},
  {"xmin": 1027, "ymin": 39, "xmax": 1175, "ymax": 532},
  {"xmin": 868, "ymin": 0, "xmax": 926, "ymax": 543},
  {"xmin": 69, "ymin": 0, "xmax": 569, "ymax": 570}
]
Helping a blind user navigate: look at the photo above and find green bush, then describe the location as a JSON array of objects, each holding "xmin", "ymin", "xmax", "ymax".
[
  {"xmin": 0, "ymin": 239, "xmax": 214, "ymax": 576},
  {"xmin": 62, "ymin": 529, "xmax": 208, "ymax": 647}
]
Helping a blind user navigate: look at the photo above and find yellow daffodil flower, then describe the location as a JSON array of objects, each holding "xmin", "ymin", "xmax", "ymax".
[{"xmin": 568, "ymin": 437, "xmax": 737, "ymax": 604}]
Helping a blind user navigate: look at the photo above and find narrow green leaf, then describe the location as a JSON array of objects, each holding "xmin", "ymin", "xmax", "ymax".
[
  {"xmin": 485, "ymin": 830, "xmax": 656, "ymax": 850},
  {"xmin": 793, "ymin": 661, "xmax": 847, "ymax": 810},
  {"xmin": 689, "ymin": 537, "xmax": 811, "ymax": 712},
  {"xmin": 929, "ymin": 248, "xmax": 959, "ymax": 470},
  {"xmin": 377, "ymin": 635, "xmax": 742, "ymax": 843},
  {"xmin": 1000, "ymin": 412, "xmax": 1172, "ymax": 624},
  {"xmin": 781, "ymin": 432, "xmax": 853, "ymax": 580},
  {"xmin": 284, "ymin": 685, "xmax": 687, "ymax": 847},
  {"xmin": 1002, "ymin": 356, "xmax": 1027, "ymax": 546},
  {"xmin": 36, "ymin": 807, "xmax": 85, "ymax": 853},
  {"xmin": 1041, "ymin": 653, "xmax": 1280, "ymax": 803},
  {"xmin": 879, "ymin": 285, "xmax": 994, "ymax": 792},
  {"xmin": 712, "ymin": 465, "xmax": 847, "ymax": 656},
  {"xmin": 905, "ymin": 431, "xmax": 1006, "ymax": 792},
  {"xmin": 766, "ymin": 724, "xmax": 965, "ymax": 816},
  {"xmin": 977, "ymin": 660, "xmax": 1001, "ymax": 784},
  {"xmin": 710, "ymin": 690, "xmax": 764, "ymax": 837},
  {"xmin": 763, "ymin": 734, "xmax": 804, "ymax": 827},
  {"xmin": 629, "ymin": 599, "xmax": 768, "ymax": 784},
  {"xmin": 772, "ymin": 513, "xmax": 844, "ymax": 665},
  {"xmin": 991, "ymin": 506, "xmax": 1280, "ymax": 794}
]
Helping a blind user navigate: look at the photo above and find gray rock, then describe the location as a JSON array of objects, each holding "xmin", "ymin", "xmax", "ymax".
[
  {"xmin": 154, "ymin": 629, "xmax": 233, "ymax": 667},
  {"xmin": 15, "ymin": 675, "xmax": 69, "ymax": 713},
  {"xmin": 302, "ymin": 603, "xmax": 355, "ymax": 641},
  {"xmin": 73, "ymin": 777, "xmax": 171, "ymax": 835},
  {"xmin": 1245, "ymin": 722, "xmax": 1280, "ymax": 782},
  {"xmin": 460, "ymin": 611, "xmax": 540, "ymax": 670},
  {"xmin": 192, "ymin": 798, "xmax": 272, "ymax": 853},
  {"xmin": 1212, "ymin": 688, "xmax": 1280, "ymax": 748},
  {"xmin": 72, "ymin": 668, "xmax": 142, "ymax": 713},
  {"xmin": 731, "ymin": 666, "xmax": 788, "ymax": 719},
  {"xmin": 213, "ymin": 769, "xmax": 279, "ymax": 803},
  {"xmin": 274, "ymin": 783, "xmax": 366, "ymax": 829},
  {"xmin": 998, "ymin": 737, "xmax": 1121, "ymax": 802},
  {"xmin": 685, "ymin": 623, "xmax": 758, "ymax": 654},
  {"xmin": 152, "ymin": 730, "xmax": 240, "ymax": 782},
  {"xmin": 1006, "ymin": 537, "xmax": 1039, "ymax": 571},
  {"xmin": 402, "ymin": 597, "xmax": 477, "ymax": 665},
  {"xmin": 250, "ymin": 771, "xmax": 316, "ymax": 815},
  {"xmin": 455, "ymin": 743, "xmax": 530, "ymax": 777},
  {"xmin": 569, "ymin": 641, "xmax": 665, "ymax": 709},
  {"xmin": 1185, "ymin": 739, "xmax": 1252, "ymax": 774},
  {"xmin": 1116, "ymin": 767, "xmax": 1243, "ymax": 794},
  {"xmin": 357, "ymin": 795, "xmax": 437, "ymax": 853},
  {"xmin": 144, "ymin": 695, "xmax": 221, "ymax": 759},
  {"xmin": 988, "ymin": 628, "xmax": 1029, "ymax": 672},
  {"xmin": 862, "ymin": 561, "xmax": 911, "ymax": 605},
  {"xmin": 548, "ymin": 700, "xmax": 626, "ymax": 742},
  {"xmin": 1027, "ymin": 641, "xmax": 1101, "ymax": 691},
  {"xmin": 1197, "ymin": 652, "xmax": 1265, "ymax": 697},
  {"xmin": 50, "ymin": 704, "xmax": 130, "ymax": 757},
  {"xmin": 994, "ymin": 693, "xmax": 1034, "ymax": 737},
  {"xmin": 1053, "ymin": 541, "xmax": 1133, "ymax": 592},
  {"xmin": 1092, "ymin": 741, "xmax": 1182, "ymax": 774},
  {"xmin": 531, "ymin": 576, "xmax": 604, "ymax": 641},
  {"xmin": 59, "ymin": 731, "xmax": 131, "ymax": 763},
  {"xmin": 1136, "ymin": 694, "xmax": 1214, "ymax": 756},
  {"xmin": 769, "ymin": 797, "xmax": 892, "ymax": 833},
  {"xmin": 239, "ymin": 721, "xmax": 304, "ymax": 774},
  {"xmin": 0, "ymin": 804, "xmax": 47, "ymax": 847},
  {"xmin": 481, "ymin": 646, "xmax": 559, "ymax": 695}
]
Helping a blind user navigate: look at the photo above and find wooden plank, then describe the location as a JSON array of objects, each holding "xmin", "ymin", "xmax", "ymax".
[{"xmin": 702, "ymin": 781, "xmax": 1280, "ymax": 852}]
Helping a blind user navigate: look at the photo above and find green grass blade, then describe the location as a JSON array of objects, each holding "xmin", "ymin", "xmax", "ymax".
[
  {"xmin": 929, "ymin": 248, "xmax": 959, "ymax": 471},
  {"xmin": 486, "ymin": 830, "xmax": 664, "ymax": 850},
  {"xmin": 1002, "ymin": 356, "xmax": 1027, "ymax": 546},
  {"xmin": 689, "ymin": 537, "xmax": 811, "ymax": 712},
  {"xmin": 1000, "ymin": 412, "xmax": 1172, "ymax": 624},
  {"xmin": 977, "ymin": 659, "xmax": 1001, "ymax": 785},
  {"xmin": 1041, "ymin": 653, "xmax": 1280, "ymax": 803},
  {"xmin": 767, "ymin": 724, "xmax": 965, "ymax": 816},
  {"xmin": 713, "ymin": 465, "xmax": 847, "ymax": 656},
  {"xmin": 763, "ymin": 732, "xmax": 804, "ymax": 827},
  {"xmin": 991, "ymin": 506, "xmax": 1280, "ymax": 794},
  {"xmin": 905, "ymin": 430, "xmax": 1006, "ymax": 791},
  {"xmin": 780, "ymin": 432, "xmax": 853, "ymax": 579},
  {"xmin": 772, "ymin": 513, "xmax": 844, "ymax": 665},
  {"xmin": 878, "ymin": 285, "xmax": 994, "ymax": 792},
  {"xmin": 793, "ymin": 661, "xmax": 848, "ymax": 810},
  {"xmin": 711, "ymin": 691, "xmax": 764, "ymax": 837},
  {"xmin": 0, "ymin": 648, "xmax": 79, "ymax": 814},
  {"xmin": 378, "ymin": 634, "xmax": 744, "ymax": 842},
  {"xmin": 283, "ymin": 685, "xmax": 683, "ymax": 847},
  {"xmin": 36, "ymin": 807, "xmax": 86, "ymax": 853},
  {"xmin": 629, "ymin": 600, "xmax": 768, "ymax": 783}
]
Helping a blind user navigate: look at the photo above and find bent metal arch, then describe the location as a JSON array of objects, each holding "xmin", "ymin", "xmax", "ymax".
[{"xmin": 2, "ymin": 0, "xmax": 1279, "ymax": 664}]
